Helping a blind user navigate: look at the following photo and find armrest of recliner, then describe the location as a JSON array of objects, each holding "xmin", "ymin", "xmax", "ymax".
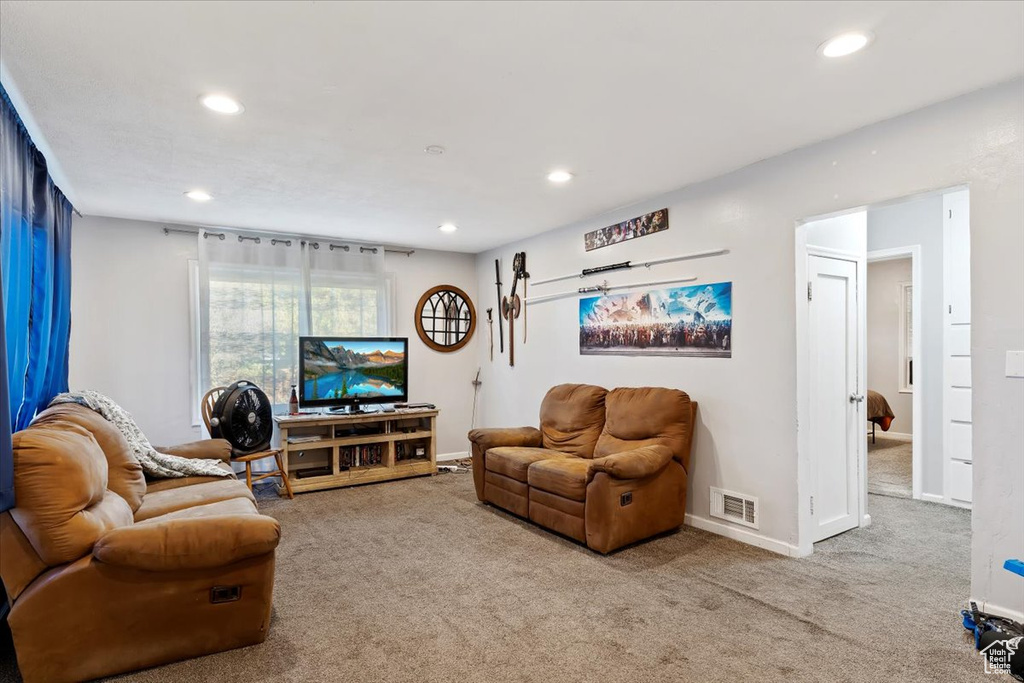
[
  {"xmin": 467, "ymin": 427, "xmax": 542, "ymax": 502},
  {"xmin": 589, "ymin": 445, "xmax": 675, "ymax": 481},
  {"xmin": 467, "ymin": 426, "xmax": 542, "ymax": 452},
  {"xmin": 93, "ymin": 515, "xmax": 281, "ymax": 571},
  {"xmin": 155, "ymin": 439, "xmax": 232, "ymax": 463}
]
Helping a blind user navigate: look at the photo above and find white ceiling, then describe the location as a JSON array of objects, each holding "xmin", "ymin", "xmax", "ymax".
[{"xmin": 1, "ymin": 1, "xmax": 1021, "ymax": 253}]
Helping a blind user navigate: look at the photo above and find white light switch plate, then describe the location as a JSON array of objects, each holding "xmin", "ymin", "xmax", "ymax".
[{"xmin": 1007, "ymin": 351, "xmax": 1024, "ymax": 378}]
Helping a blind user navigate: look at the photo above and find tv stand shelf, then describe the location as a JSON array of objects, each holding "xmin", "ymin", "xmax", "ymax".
[{"xmin": 274, "ymin": 409, "xmax": 438, "ymax": 495}]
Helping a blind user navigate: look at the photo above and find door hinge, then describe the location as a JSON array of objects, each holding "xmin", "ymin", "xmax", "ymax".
[
  {"xmin": 810, "ymin": 496, "xmax": 815, "ymax": 515},
  {"xmin": 807, "ymin": 281, "xmax": 813, "ymax": 301}
]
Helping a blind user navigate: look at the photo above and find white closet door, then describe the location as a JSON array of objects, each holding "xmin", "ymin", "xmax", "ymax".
[{"xmin": 943, "ymin": 189, "xmax": 972, "ymax": 506}]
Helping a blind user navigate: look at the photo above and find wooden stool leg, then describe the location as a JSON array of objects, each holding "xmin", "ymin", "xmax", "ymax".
[
  {"xmin": 275, "ymin": 451, "xmax": 294, "ymax": 499},
  {"xmin": 245, "ymin": 460, "xmax": 253, "ymax": 492}
]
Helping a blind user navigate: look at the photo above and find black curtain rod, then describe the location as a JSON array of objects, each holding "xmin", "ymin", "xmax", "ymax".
[{"xmin": 162, "ymin": 226, "xmax": 415, "ymax": 256}]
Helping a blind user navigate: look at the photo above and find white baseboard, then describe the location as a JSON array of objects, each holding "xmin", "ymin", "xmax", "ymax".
[
  {"xmin": 969, "ymin": 598, "xmax": 1024, "ymax": 624},
  {"xmin": 921, "ymin": 492, "xmax": 947, "ymax": 504},
  {"xmin": 437, "ymin": 451, "xmax": 468, "ymax": 462},
  {"xmin": 868, "ymin": 430, "xmax": 912, "ymax": 441},
  {"xmin": 880, "ymin": 431, "xmax": 913, "ymax": 441},
  {"xmin": 685, "ymin": 513, "xmax": 801, "ymax": 557}
]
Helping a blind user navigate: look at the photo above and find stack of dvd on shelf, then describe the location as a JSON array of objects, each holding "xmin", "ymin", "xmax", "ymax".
[
  {"xmin": 339, "ymin": 444, "xmax": 384, "ymax": 469},
  {"xmin": 339, "ymin": 446, "xmax": 356, "ymax": 469},
  {"xmin": 361, "ymin": 444, "xmax": 383, "ymax": 466},
  {"xmin": 396, "ymin": 442, "xmax": 427, "ymax": 462}
]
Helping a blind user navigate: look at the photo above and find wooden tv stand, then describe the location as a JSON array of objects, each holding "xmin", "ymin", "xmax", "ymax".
[{"xmin": 273, "ymin": 408, "xmax": 437, "ymax": 496}]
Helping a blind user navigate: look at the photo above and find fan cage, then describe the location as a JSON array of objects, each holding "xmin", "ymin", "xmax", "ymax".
[{"xmin": 212, "ymin": 381, "xmax": 274, "ymax": 454}]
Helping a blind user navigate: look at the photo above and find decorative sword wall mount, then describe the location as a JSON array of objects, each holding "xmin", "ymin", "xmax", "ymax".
[
  {"xmin": 523, "ymin": 276, "xmax": 699, "ymax": 306},
  {"xmin": 530, "ymin": 248, "xmax": 728, "ymax": 287}
]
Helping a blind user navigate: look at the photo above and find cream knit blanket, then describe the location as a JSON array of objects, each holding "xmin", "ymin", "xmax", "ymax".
[{"xmin": 48, "ymin": 390, "xmax": 229, "ymax": 479}]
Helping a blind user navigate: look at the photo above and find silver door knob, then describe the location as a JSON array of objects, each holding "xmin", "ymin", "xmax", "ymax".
[{"xmin": 849, "ymin": 393, "xmax": 865, "ymax": 403}]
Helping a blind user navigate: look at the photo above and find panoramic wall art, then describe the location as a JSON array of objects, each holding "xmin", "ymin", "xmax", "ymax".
[
  {"xmin": 579, "ymin": 281, "xmax": 732, "ymax": 357},
  {"xmin": 583, "ymin": 208, "xmax": 668, "ymax": 252}
]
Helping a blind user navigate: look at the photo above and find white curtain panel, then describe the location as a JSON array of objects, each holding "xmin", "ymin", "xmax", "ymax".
[
  {"xmin": 198, "ymin": 232, "xmax": 391, "ymax": 476},
  {"xmin": 199, "ymin": 232, "xmax": 393, "ymax": 405},
  {"xmin": 198, "ymin": 232, "xmax": 306, "ymax": 408},
  {"xmin": 303, "ymin": 240, "xmax": 395, "ymax": 337}
]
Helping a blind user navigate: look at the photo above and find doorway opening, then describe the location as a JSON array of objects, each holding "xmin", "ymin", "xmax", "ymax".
[
  {"xmin": 795, "ymin": 187, "xmax": 971, "ymax": 554},
  {"xmin": 865, "ymin": 248, "xmax": 921, "ymax": 500}
]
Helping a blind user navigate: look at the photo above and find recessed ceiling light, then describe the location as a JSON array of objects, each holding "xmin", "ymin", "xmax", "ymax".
[
  {"xmin": 547, "ymin": 170, "xmax": 573, "ymax": 183},
  {"xmin": 185, "ymin": 190, "xmax": 213, "ymax": 202},
  {"xmin": 425, "ymin": 145, "xmax": 445, "ymax": 155},
  {"xmin": 438, "ymin": 223, "xmax": 458, "ymax": 233},
  {"xmin": 819, "ymin": 32, "xmax": 873, "ymax": 58},
  {"xmin": 199, "ymin": 94, "xmax": 244, "ymax": 115}
]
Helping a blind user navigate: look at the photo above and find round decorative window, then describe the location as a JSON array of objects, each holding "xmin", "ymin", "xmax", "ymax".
[{"xmin": 414, "ymin": 285, "xmax": 476, "ymax": 352}]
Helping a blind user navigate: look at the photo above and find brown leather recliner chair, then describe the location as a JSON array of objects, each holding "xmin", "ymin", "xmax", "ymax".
[
  {"xmin": 468, "ymin": 384, "xmax": 696, "ymax": 553},
  {"xmin": 0, "ymin": 404, "xmax": 280, "ymax": 683}
]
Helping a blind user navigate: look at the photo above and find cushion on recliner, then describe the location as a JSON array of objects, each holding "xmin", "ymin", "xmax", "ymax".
[
  {"xmin": 145, "ymin": 462, "xmax": 236, "ymax": 494},
  {"xmin": 137, "ymin": 496, "xmax": 259, "ymax": 524},
  {"xmin": 594, "ymin": 387, "xmax": 694, "ymax": 471},
  {"xmin": 539, "ymin": 384, "xmax": 607, "ymax": 458},
  {"xmin": 527, "ymin": 458, "xmax": 593, "ymax": 501},
  {"xmin": 133, "ymin": 478, "xmax": 255, "ymax": 522},
  {"xmin": 32, "ymin": 404, "xmax": 147, "ymax": 512},
  {"xmin": 485, "ymin": 446, "xmax": 568, "ymax": 482},
  {"xmin": 10, "ymin": 423, "xmax": 134, "ymax": 566}
]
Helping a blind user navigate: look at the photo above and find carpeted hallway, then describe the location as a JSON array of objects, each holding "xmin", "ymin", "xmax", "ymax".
[
  {"xmin": 868, "ymin": 435, "xmax": 913, "ymax": 498},
  {"xmin": 0, "ymin": 471, "xmax": 981, "ymax": 682}
]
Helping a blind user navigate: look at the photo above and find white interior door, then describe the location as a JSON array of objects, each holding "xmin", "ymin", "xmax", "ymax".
[{"xmin": 809, "ymin": 255, "xmax": 862, "ymax": 542}]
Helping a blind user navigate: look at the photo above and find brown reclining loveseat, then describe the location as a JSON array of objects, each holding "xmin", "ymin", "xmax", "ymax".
[
  {"xmin": 468, "ymin": 384, "xmax": 696, "ymax": 553},
  {"xmin": 0, "ymin": 403, "xmax": 280, "ymax": 683}
]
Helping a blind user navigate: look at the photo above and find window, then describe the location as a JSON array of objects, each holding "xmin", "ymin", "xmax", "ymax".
[
  {"xmin": 309, "ymin": 271, "xmax": 393, "ymax": 337},
  {"xmin": 206, "ymin": 262, "xmax": 303, "ymax": 406},
  {"xmin": 899, "ymin": 281, "xmax": 913, "ymax": 393},
  {"xmin": 192, "ymin": 245, "xmax": 393, "ymax": 416}
]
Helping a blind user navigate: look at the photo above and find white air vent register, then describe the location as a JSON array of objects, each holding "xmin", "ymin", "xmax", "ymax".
[{"xmin": 710, "ymin": 487, "xmax": 759, "ymax": 529}]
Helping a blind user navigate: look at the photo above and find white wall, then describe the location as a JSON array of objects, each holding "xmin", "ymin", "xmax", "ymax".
[
  {"xmin": 389, "ymin": 248, "xmax": 480, "ymax": 457},
  {"xmin": 866, "ymin": 259, "xmax": 913, "ymax": 434},
  {"xmin": 805, "ymin": 211, "xmax": 867, "ymax": 253},
  {"xmin": 474, "ymin": 80, "xmax": 1024, "ymax": 615},
  {"xmin": 70, "ymin": 219, "xmax": 201, "ymax": 447},
  {"xmin": 69, "ymin": 216, "xmax": 479, "ymax": 456}
]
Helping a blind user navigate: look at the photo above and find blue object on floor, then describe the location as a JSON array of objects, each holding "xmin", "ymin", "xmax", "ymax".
[
  {"xmin": 962, "ymin": 609, "xmax": 980, "ymax": 646},
  {"xmin": 963, "ymin": 561, "xmax": 1024, "ymax": 650}
]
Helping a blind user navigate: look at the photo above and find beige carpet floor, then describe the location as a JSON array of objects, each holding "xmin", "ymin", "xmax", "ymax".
[
  {"xmin": 0, "ymin": 470, "xmax": 981, "ymax": 682},
  {"xmin": 868, "ymin": 435, "xmax": 913, "ymax": 498}
]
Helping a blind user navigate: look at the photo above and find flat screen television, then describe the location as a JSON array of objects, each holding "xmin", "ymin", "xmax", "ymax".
[{"xmin": 299, "ymin": 336, "xmax": 408, "ymax": 411}]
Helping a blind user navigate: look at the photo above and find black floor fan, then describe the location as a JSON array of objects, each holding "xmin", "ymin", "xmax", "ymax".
[{"xmin": 209, "ymin": 380, "xmax": 274, "ymax": 454}]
